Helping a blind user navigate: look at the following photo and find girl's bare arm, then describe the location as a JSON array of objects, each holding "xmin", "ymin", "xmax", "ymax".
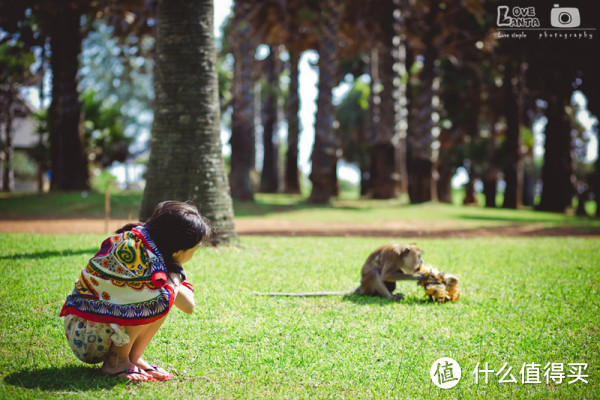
[{"xmin": 168, "ymin": 273, "xmax": 195, "ymax": 314}]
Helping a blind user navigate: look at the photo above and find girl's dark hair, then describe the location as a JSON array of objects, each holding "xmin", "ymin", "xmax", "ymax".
[{"xmin": 117, "ymin": 201, "xmax": 211, "ymax": 270}]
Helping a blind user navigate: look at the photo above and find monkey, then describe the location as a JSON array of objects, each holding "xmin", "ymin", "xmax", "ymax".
[
  {"xmin": 416, "ymin": 264, "xmax": 460, "ymax": 303},
  {"xmin": 252, "ymin": 243, "xmax": 425, "ymax": 301}
]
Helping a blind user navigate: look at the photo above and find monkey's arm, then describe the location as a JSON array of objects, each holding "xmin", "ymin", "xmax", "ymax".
[
  {"xmin": 371, "ymin": 271, "xmax": 396, "ymax": 299},
  {"xmin": 383, "ymin": 271, "xmax": 422, "ymax": 281}
]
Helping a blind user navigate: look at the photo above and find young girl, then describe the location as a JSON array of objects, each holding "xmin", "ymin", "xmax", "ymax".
[{"xmin": 60, "ymin": 201, "xmax": 210, "ymax": 382}]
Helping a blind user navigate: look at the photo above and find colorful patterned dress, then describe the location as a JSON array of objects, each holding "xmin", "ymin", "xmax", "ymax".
[{"xmin": 60, "ymin": 226, "xmax": 174, "ymax": 363}]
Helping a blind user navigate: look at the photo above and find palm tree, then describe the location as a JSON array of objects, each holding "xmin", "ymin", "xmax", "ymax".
[
  {"xmin": 284, "ymin": 49, "xmax": 302, "ymax": 194},
  {"xmin": 528, "ymin": 38, "xmax": 583, "ymax": 213},
  {"xmin": 500, "ymin": 59, "xmax": 524, "ymax": 209},
  {"xmin": 141, "ymin": 0, "xmax": 237, "ymax": 245},
  {"xmin": 309, "ymin": 0, "xmax": 343, "ymax": 203},
  {"xmin": 282, "ymin": 0, "xmax": 307, "ymax": 195},
  {"xmin": 0, "ymin": 0, "xmax": 156, "ymax": 191},
  {"xmin": 229, "ymin": 0, "xmax": 257, "ymax": 201},
  {"xmin": 581, "ymin": 60, "xmax": 600, "ymax": 217},
  {"xmin": 366, "ymin": 0, "xmax": 403, "ymax": 199},
  {"xmin": 401, "ymin": 0, "xmax": 487, "ymax": 203},
  {"xmin": 259, "ymin": 46, "xmax": 281, "ymax": 193}
]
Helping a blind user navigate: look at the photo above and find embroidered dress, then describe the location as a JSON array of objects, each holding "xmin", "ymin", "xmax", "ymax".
[{"xmin": 60, "ymin": 226, "xmax": 174, "ymax": 326}]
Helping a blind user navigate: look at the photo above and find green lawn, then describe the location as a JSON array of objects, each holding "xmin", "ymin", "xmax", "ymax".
[
  {"xmin": 1, "ymin": 191, "xmax": 599, "ymax": 234},
  {"xmin": 1, "ymin": 234, "xmax": 598, "ymax": 399}
]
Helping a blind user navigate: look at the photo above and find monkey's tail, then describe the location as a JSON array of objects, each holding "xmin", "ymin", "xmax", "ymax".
[{"xmin": 251, "ymin": 289, "xmax": 357, "ymax": 297}]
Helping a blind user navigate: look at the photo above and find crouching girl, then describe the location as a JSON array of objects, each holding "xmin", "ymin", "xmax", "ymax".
[{"xmin": 60, "ymin": 201, "xmax": 210, "ymax": 382}]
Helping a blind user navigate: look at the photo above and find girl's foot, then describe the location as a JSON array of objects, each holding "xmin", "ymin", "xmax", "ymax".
[
  {"xmin": 133, "ymin": 359, "xmax": 173, "ymax": 381},
  {"xmin": 102, "ymin": 359, "xmax": 153, "ymax": 382}
]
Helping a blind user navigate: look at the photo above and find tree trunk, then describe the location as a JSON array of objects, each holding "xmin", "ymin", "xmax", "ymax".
[
  {"xmin": 366, "ymin": 8, "xmax": 401, "ymax": 200},
  {"xmin": 436, "ymin": 129, "xmax": 457, "ymax": 204},
  {"xmin": 309, "ymin": 0, "xmax": 341, "ymax": 203},
  {"xmin": 582, "ymin": 62, "xmax": 599, "ymax": 217},
  {"xmin": 141, "ymin": 0, "xmax": 237, "ymax": 245},
  {"xmin": 407, "ymin": 46, "xmax": 438, "ymax": 203},
  {"xmin": 259, "ymin": 46, "xmax": 280, "ymax": 193},
  {"xmin": 502, "ymin": 62, "xmax": 523, "ymax": 209},
  {"xmin": 537, "ymin": 94, "xmax": 574, "ymax": 213},
  {"xmin": 436, "ymin": 168, "xmax": 453, "ymax": 204},
  {"xmin": 522, "ymin": 162, "xmax": 535, "ymax": 206},
  {"xmin": 463, "ymin": 176, "xmax": 477, "ymax": 205},
  {"xmin": 229, "ymin": 2, "xmax": 256, "ymax": 201},
  {"xmin": 483, "ymin": 175, "xmax": 498, "ymax": 208},
  {"xmin": 1, "ymin": 89, "xmax": 14, "ymax": 192},
  {"xmin": 284, "ymin": 50, "xmax": 301, "ymax": 194},
  {"xmin": 48, "ymin": 5, "xmax": 88, "ymax": 191},
  {"xmin": 367, "ymin": 38, "xmax": 401, "ymax": 199},
  {"xmin": 483, "ymin": 123, "xmax": 499, "ymax": 208}
]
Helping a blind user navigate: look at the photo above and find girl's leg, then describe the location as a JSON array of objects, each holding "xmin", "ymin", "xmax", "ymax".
[
  {"xmin": 128, "ymin": 315, "xmax": 173, "ymax": 380},
  {"xmin": 101, "ymin": 325, "xmax": 152, "ymax": 382}
]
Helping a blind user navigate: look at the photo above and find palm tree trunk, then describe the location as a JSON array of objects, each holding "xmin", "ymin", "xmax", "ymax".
[
  {"xmin": 537, "ymin": 94, "xmax": 574, "ymax": 213},
  {"xmin": 407, "ymin": 46, "xmax": 438, "ymax": 203},
  {"xmin": 1, "ymin": 86, "xmax": 15, "ymax": 192},
  {"xmin": 141, "ymin": 0, "xmax": 237, "ymax": 245},
  {"xmin": 502, "ymin": 62, "xmax": 523, "ymax": 209},
  {"xmin": 309, "ymin": 0, "xmax": 342, "ymax": 203},
  {"xmin": 259, "ymin": 46, "xmax": 280, "ymax": 193},
  {"xmin": 588, "ymin": 101, "xmax": 600, "ymax": 218},
  {"xmin": 436, "ymin": 129, "xmax": 455, "ymax": 204},
  {"xmin": 229, "ymin": 2, "xmax": 256, "ymax": 201},
  {"xmin": 48, "ymin": 5, "xmax": 88, "ymax": 191},
  {"xmin": 284, "ymin": 50, "xmax": 301, "ymax": 194},
  {"xmin": 580, "ymin": 61, "xmax": 599, "ymax": 217},
  {"xmin": 483, "ymin": 123, "xmax": 499, "ymax": 208},
  {"xmin": 368, "ymin": 40, "xmax": 401, "ymax": 199}
]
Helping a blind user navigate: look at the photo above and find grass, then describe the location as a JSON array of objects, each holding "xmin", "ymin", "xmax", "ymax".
[
  {"xmin": 0, "ymin": 191, "xmax": 143, "ymax": 220},
  {"xmin": 1, "ymin": 191, "xmax": 599, "ymax": 234},
  {"xmin": 1, "ymin": 234, "xmax": 599, "ymax": 399}
]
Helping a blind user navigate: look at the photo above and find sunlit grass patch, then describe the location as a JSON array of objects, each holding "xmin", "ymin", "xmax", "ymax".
[{"xmin": 1, "ymin": 234, "xmax": 598, "ymax": 398}]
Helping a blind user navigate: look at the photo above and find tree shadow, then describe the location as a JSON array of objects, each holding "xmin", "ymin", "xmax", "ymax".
[
  {"xmin": 0, "ymin": 248, "xmax": 97, "ymax": 261},
  {"xmin": 456, "ymin": 213, "xmax": 563, "ymax": 224},
  {"xmin": 232, "ymin": 196, "xmax": 369, "ymax": 218},
  {"xmin": 3, "ymin": 365, "xmax": 119, "ymax": 392},
  {"xmin": 233, "ymin": 198, "xmax": 323, "ymax": 217}
]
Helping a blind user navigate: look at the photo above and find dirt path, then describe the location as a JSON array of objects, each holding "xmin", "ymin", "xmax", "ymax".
[{"xmin": 0, "ymin": 217, "xmax": 597, "ymax": 238}]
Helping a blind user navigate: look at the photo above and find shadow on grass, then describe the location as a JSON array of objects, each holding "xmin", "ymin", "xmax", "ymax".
[
  {"xmin": 342, "ymin": 294, "xmax": 439, "ymax": 306},
  {"xmin": 4, "ymin": 365, "xmax": 119, "ymax": 392},
  {"xmin": 456, "ymin": 212, "xmax": 600, "ymax": 225},
  {"xmin": 0, "ymin": 248, "xmax": 97, "ymax": 261},
  {"xmin": 232, "ymin": 195, "xmax": 381, "ymax": 218},
  {"xmin": 233, "ymin": 198, "xmax": 328, "ymax": 218}
]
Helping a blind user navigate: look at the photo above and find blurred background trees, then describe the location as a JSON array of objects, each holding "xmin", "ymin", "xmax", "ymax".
[{"xmin": 0, "ymin": 0, "xmax": 598, "ymax": 217}]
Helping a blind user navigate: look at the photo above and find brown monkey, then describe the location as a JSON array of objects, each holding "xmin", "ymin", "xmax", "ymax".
[{"xmin": 252, "ymin": 243, "xmax": 424, "ymax": 301}]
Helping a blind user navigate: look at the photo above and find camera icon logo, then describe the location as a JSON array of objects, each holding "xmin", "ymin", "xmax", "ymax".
[{"xmin": 551, "ymin": 4, "xmax": 580, "ymax": 28}]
